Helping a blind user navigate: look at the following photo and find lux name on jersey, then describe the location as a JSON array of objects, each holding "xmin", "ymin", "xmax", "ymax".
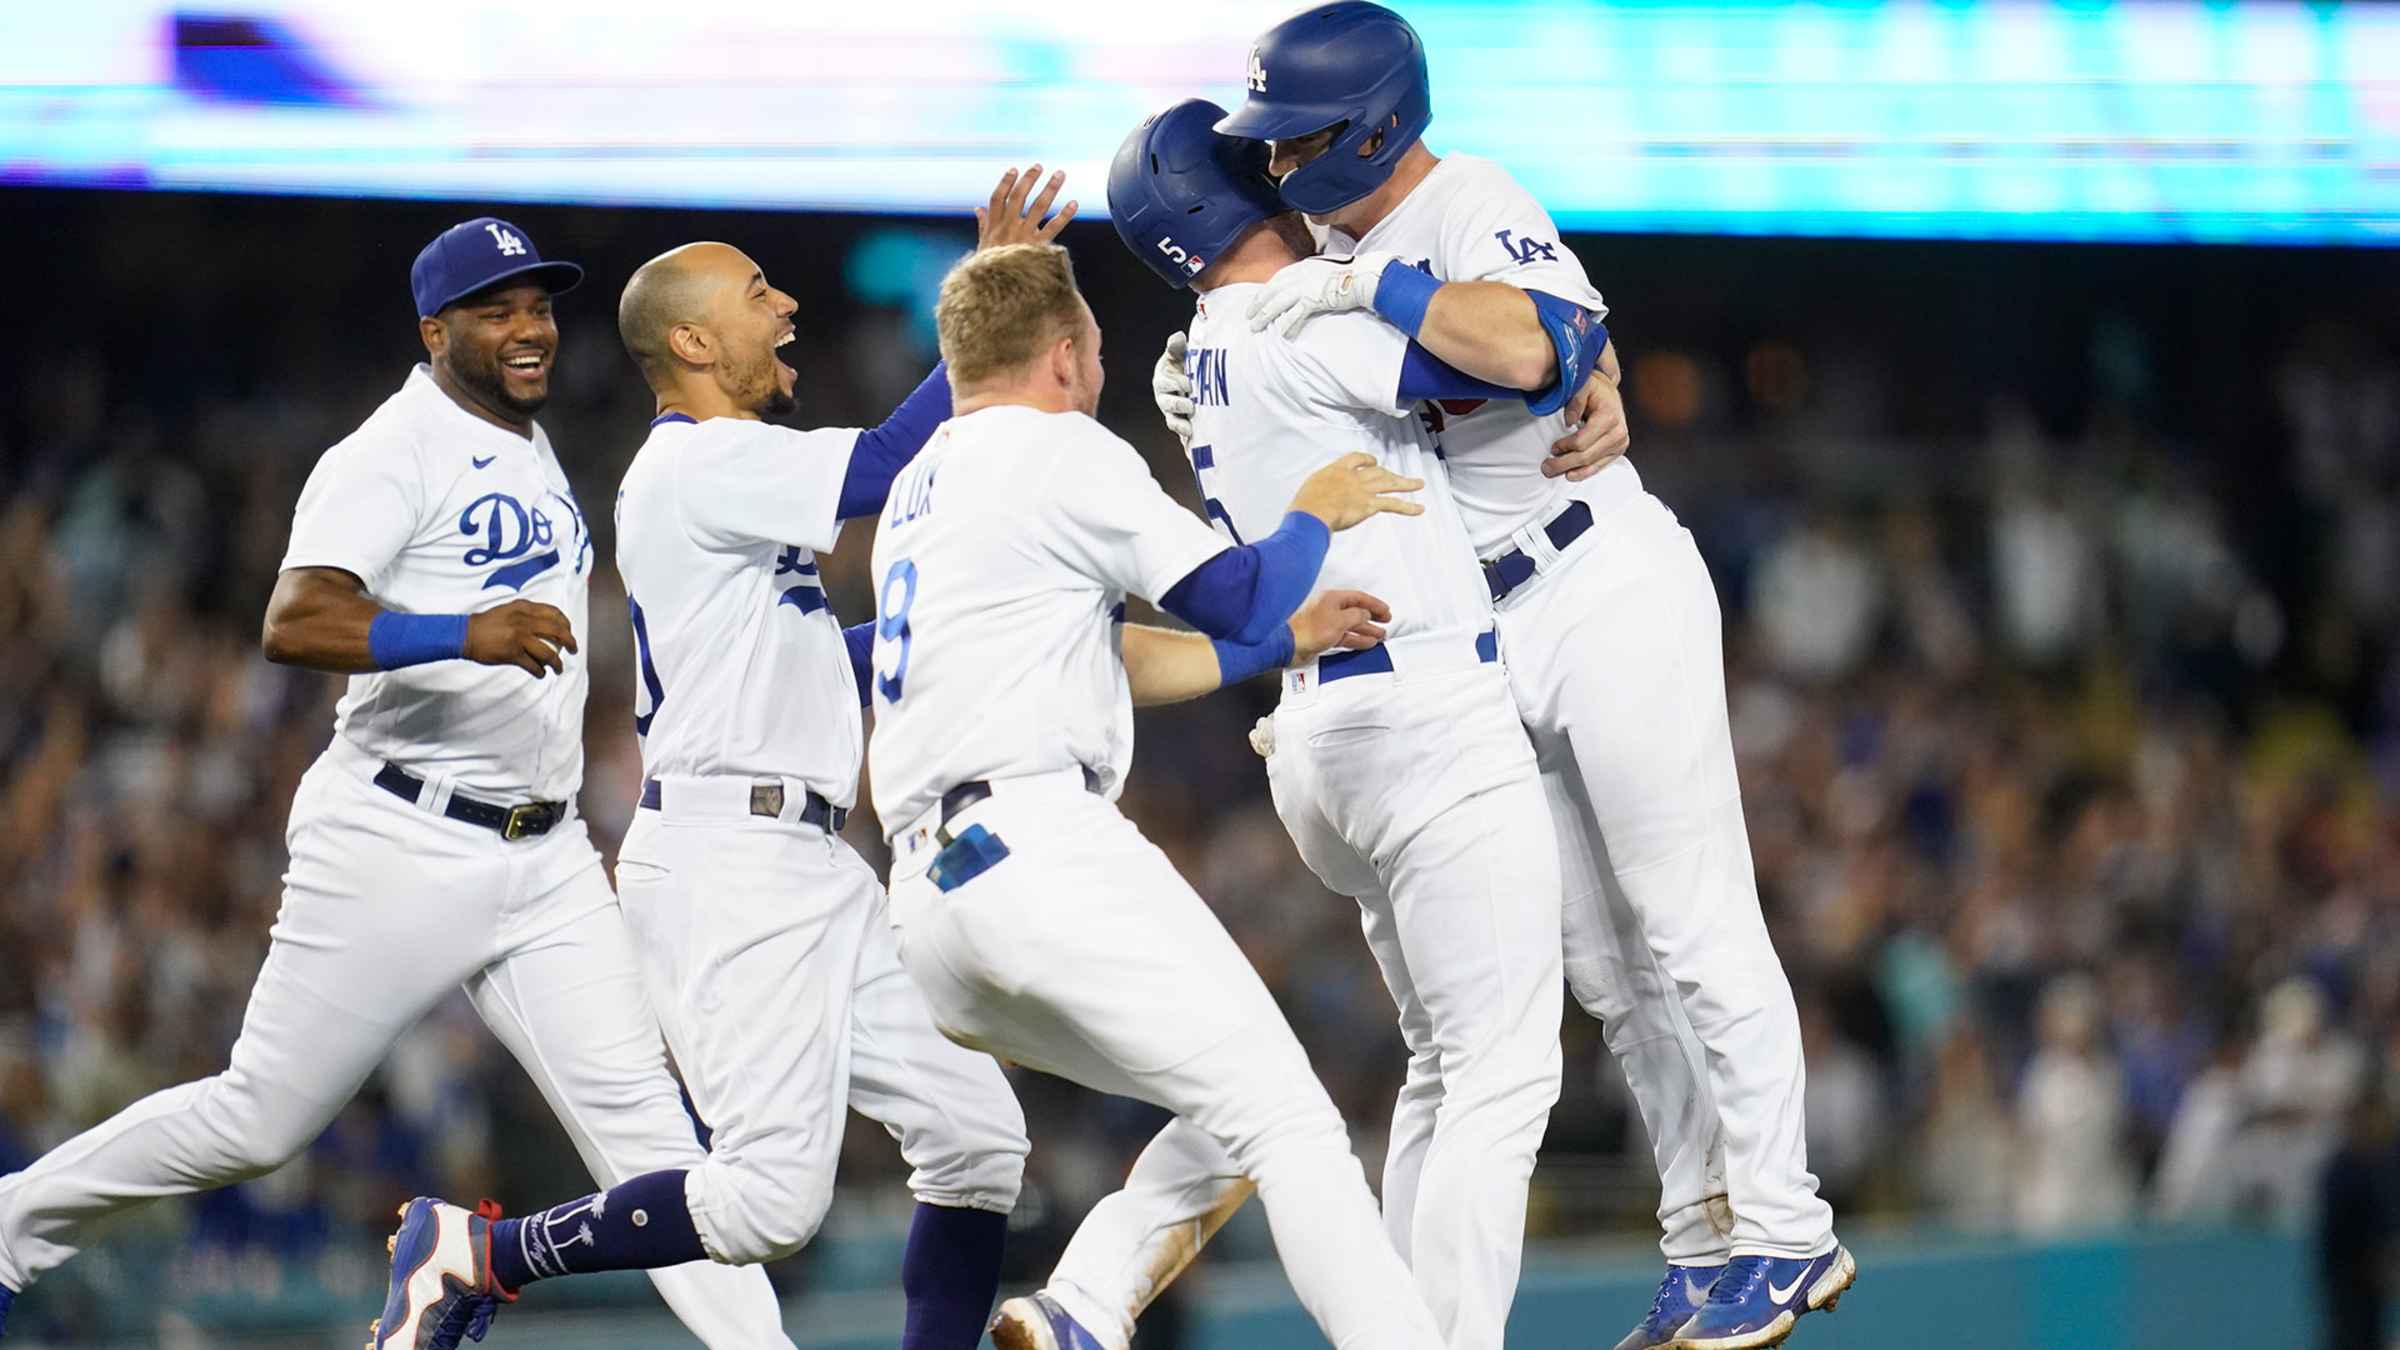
[{"xmin": 888, "ymin": 463, "xmax": 937, "ymax": 529}]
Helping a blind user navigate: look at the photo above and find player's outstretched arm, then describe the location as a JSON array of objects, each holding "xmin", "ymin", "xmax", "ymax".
[
  {"xmin": 831, "ymin": 166, "xmax": 1081, "ymax": 521},
  {"xmin": 1122, "ymin": 589, "xmax": 1390, "ymax": 706},
  {"xmin": 1289, "ymin": 451, "xmax": 1425, "ymax": 532},
  {"xmin": 261, "ymin": 567, "xmax": 577, "ymax": 678},
  {"xmin": 1154, "ymin": 453, "xmax": 1422, "ymax": 647}
]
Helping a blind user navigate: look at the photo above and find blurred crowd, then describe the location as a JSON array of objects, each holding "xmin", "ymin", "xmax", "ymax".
[{"xmin": 0, "ymin": 192, "xmax": 2394, "ymax": 1335}]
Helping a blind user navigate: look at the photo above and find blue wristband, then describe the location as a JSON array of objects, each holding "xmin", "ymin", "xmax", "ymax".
[
  {"xmin": 368, "ymin": 611, "xmax": 470, "ymax": 670},
  {"xmin": 1370, "ymin": 258, "xmax": 1440, "ymax": 339},
  {"xmin": 1211, "ymin": 623, "xmax": 1296, "ymax": 687}
]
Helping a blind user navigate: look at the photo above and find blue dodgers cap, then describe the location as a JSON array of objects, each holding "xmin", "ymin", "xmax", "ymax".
[{"xmin": 410, "ymin": 216, "xmax": 585, "ymax": 318}]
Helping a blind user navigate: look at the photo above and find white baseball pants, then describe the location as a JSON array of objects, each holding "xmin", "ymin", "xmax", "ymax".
[
  {"xmin": 614, "ymin": 783, "xmax": 1026, "ymax": 1267},
  {"xmin": 0, "ymin": 738, "xmax": 794, "ymax": 1348},
  {"xmin": 1506, "ymin": 467, "xmax": 1835, "ymax": 1261},
  {"xmin": 1264, "ymin": 658, "xmax": 1564, "ymax": 1348},
  {"xmin": 885, "ymin": 774, "xmax": 1446, "ymax": 1350}
]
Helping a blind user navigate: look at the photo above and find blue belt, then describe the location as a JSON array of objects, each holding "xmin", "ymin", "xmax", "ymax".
[
  {"xmin": 638, "ymin": 778, "xmax": 847, "ymax": 833},
  {"xmin": 1318, "ymin": 629, "xmax": 1499, "ymax": 685},
  {"xmin": 1483, "ymin": 500, "xmax": 1594, "ymax": 603}
]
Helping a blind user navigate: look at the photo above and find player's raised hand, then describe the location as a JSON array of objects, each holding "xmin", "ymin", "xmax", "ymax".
[
  {"xmin": 1290, "ymin": 451, "xmax": 1424, "ymax": 531},
  {"xmin": 976, "ymin": 165, "xmax": 1078, "ymax": 250},
  {"xmin": 1542, "ymin": 339, "xmax": 1630, "ymax": 481},
  {"xmin": 1153, "ymin": 331, "xmax": 1195, "ymax": 445},
  {"xmin": 465, "ymin": 599, "xmax": 579, "ymax": 679},
  {"xmin": 1288, "ymin": 588, "xmax": 1392, "ymax": 662},
  {"xmin": 1248, "ymin": 252, "xmax": 1400, "ymax": 338}
]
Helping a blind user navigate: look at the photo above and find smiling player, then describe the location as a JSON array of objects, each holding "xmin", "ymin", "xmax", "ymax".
[
  {"xmin": 372, "ymin": 171, "xmax": 1076, "ymax": 1350},
  {"xmin": 0, "ymin": 217, "xmax": 797, "ymax": 1350}
]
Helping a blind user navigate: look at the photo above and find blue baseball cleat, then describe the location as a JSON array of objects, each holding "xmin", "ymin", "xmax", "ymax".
[
  {"xmin": 1614, "ymin": 1263, "xmax": 1724, "ymax": 1350},
  {"xmin": 370, "ymin": 1197, "xmax": 515, "ymax": 1350},
  {"xmin": 1672, "ymin": 1246, "xmax": 1855, "ymax": 1349},
  {"xmin": 988, "ymin": 1291, "xmax": 1110, "ymax": 1350}
]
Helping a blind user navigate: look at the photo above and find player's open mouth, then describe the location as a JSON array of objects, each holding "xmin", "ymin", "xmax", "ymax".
[
  {"xmin": 773, "ymin": 328, "xmax": 795, "ymax": 371},
  {"xmin": 501, "ymin": 350, "xmax": 549, "ymax": 383}
]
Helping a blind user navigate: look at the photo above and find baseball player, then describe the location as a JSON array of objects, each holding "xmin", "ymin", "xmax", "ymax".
[
  {"xmin": 1151, "ymin": 6, "xmax": 1860, "ymax": 1348},
  {"xmin": 869, "ymin": 241, "xmax": 1449, "ymax": 1350},
  {"xmin": 990, "ymin": 99, "xmax": 1568, "ymax": 1350},
  {"xmin": 372, "ymin": 172, "xmax": 1075, "ymax": 1350},
  {"xmin": 0, "ymin": 219, "xmax": 796, "ymax": 1349}
]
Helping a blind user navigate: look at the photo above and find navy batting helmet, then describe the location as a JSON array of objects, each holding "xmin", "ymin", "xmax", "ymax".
[
  {"xmin": 1108, "ymin": 98, "xmax": 1284, "ymax": 289},
  {"xmin": 1216, "ymin": 1, "xmax": 1430, "ymax": 216}
]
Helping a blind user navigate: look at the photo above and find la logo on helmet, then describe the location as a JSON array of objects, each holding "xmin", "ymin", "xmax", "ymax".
[
  {"xmin": 484, "ymin": 222, "xmax": 527, "ymax": 257},
  {"xmin": 1247, "ymin": 48, "xmax": 1266, "ymax": 92}
]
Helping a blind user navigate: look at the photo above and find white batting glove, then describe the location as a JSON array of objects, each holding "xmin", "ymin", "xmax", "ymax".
[
  {"xmin": 1247, "ymin": 252, "xmax": 1399, "ymax": 338},
  {"xmin": 1153, "ymin": 331, "xmax": 1195, "ymax": 446}
]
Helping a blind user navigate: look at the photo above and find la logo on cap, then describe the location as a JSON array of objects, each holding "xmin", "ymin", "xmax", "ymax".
[
  {"xmin": 484, "ymin": 222, "xmax": 527, "ymax": 257},
  {"xmin": 1248, "ymin": 49, "xmax": 1267, "ymax": 92}
]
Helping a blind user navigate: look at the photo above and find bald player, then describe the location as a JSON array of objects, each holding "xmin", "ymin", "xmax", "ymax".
[
  {"xmin": 372, "ymin": 171, "xmax": 1074, "ymax": 1350},
  {"xmin": 0, "ymin": 216, "xmax": 795, "ymax": 1350}
]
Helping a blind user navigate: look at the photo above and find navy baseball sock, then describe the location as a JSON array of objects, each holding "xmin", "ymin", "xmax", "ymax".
[
  {"xmin": 487, "ymin": 1170, "xmax": 705, "ymax": 1292},
  {"xmin": 0, "ymin": 1280, "xmax": 15, "ymax": 1337},
  {"xmin": 899, "ymin": 1202, "xmax": 1009, "ymax": 1349}
]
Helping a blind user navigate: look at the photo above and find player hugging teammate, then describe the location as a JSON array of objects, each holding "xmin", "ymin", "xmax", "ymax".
[{"xmin": 0, "ymin": 7, "xmax": 1854, "ymax": 1350}]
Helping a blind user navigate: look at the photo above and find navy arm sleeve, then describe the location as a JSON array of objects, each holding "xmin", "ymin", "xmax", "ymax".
[
  {"xmin": 1155, "ymin": 511, "xmax": 1331, "ymax": 644},
  {"xmin": 1397, "ymin": 343, "xmax": 1527, "ymax": 405},
  {"xmin": 1522, "ymin": 292, "xmax": 1608, "ymax": 418},
  {"xmin": 842, "ymin": 621, "xmax": 874, "ymax": 708},
  {"xmin": 836, "ymin": 362, "xmax": 952, "ymax": 520}
]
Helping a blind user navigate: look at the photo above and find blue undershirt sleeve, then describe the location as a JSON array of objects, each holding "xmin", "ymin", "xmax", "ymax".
[
  {"xmin": 1397, "ymin": 343, "xmax": 1526, "ymax": 405},
  {"xmin": 1212, "ymin": 625, "xmax": 1297, "ymax": 686},
  {"xmin": 836, "ymin": 362, "xmax": 952, "ymax": 519},
  {"xmin": 1156, "ymin": 511, "xmax": 1330, "ymax": 644},
  {"xmin": 842, "ymin": 621, "xmax": 874, "ymax": 708}
]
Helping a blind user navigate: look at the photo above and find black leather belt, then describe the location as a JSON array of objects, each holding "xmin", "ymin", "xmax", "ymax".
[
  {"xmin": 637, "ymin": 779, "xmax": 847, "ymax": 833},
  {"xmin": 935, "ymin": 765, "xmax": 1103, "ymax": 845},
  {"xmin": 374, "ymin": 763, "xmax": 563, "ymax": 841},
  {"xmin": 1483, "ymin": 499, "xmax": 1594, "ymax": 603}
]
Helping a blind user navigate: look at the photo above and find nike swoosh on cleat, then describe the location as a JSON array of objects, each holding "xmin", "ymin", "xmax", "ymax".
[
  {"xmin": 1767, "ymin": 1270, "xmax": 1807, "ymax": 1304},
  {"xmin": 472, "ymin": 455, "xmax": 497, "ymax": 469},
  {"xmin": 1684, "ymin": 1273, "xmax": 1712, "ymax": 1305}
]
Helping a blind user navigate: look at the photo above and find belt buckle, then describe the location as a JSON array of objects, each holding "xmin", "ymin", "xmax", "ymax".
[
  {"xmin": 503, "ymin": 803, "xmax": 548, "ymax": 841},
  {"xmin": 750, "ymin": 783, "xmax": 786, "ymax": 818}
]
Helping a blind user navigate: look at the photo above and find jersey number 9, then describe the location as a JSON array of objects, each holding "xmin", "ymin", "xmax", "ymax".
[{"xmin": 875, "ymin": 559, "xmax": 917, "ymax": 703}]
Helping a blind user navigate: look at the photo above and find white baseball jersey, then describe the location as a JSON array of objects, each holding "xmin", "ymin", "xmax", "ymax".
[
  {"xmin": 612, "ymin": 414, "xmax": 867, "ymax": 806},
  {"xmin": 1184, "ymin": 266, "xmax": 1491, "ymax": 647},
  {"xmin": 1323, "ymin": 153, "xmax": 1611, "ymax": 558},
  {"xmin": 280, "ymin": 364, "xmax": 595, "ymax": 802},
  {"xmin": 867, "ymin": 405, "xmax": 1227, "ymax": 830}
]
